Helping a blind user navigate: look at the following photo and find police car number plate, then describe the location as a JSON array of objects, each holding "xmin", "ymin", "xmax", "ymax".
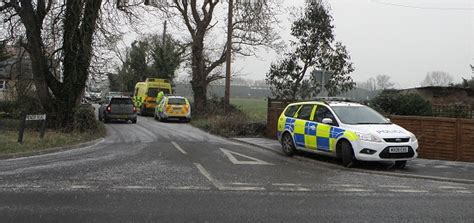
[{"xmin": 389, "ymin": 147, "xmax": 409, "ymax": 153}]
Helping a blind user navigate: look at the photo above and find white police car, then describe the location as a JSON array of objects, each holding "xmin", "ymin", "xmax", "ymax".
[{"xmin": 277, "ymin": 100, "xmax": 418, "ymax": 168}]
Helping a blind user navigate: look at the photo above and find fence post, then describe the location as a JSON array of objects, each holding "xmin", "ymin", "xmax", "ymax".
[
  {"xmin": 455, "ymin": 118, "xmax": 461, "ymax": 161},
  {"xmin": 17, "ymin": 113, "xmax": 26, "ymax": 144}
]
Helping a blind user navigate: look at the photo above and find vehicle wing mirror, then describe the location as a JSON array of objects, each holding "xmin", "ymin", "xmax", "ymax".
[
  {"xmin": 386, "ymin": 118, "xmax": 391, "ymax": 122},
  {"xmin": 322, "ymin": 118, "xmax": 333, "ymax": 125}
]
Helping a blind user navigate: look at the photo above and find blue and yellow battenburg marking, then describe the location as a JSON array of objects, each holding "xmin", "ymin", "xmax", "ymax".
[{"xmin": 280, "ymin": 117, "xmax": 357, "ymax": 152}]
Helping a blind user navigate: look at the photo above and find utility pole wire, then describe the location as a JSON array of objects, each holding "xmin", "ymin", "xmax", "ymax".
[{"xmin": 371, "ymin": 0, "xmax": 474, "ymax": 11}]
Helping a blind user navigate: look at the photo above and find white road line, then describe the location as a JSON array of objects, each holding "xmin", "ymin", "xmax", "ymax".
[
  {"xmin": 439, "ymin": 186, "xmax": 467, "ymax": 190},
  {"xmin": 331, "ymin": 184, "xmax": 364, "ymax": 188},
  {"xmin": 194, "ymin": 163, "xmax": 223, "ymax": 189},
  {"xmin": 171, "ymin": 141, "xmax": 188, "ymax": 155},
  {"xmin": 453, "ymin": 190, "xmax": 472, "ymax": 194},
  {"xmin": 273, "ymin": 183, "xmax": 300, "ymax": 186},
  {"xmin": 219, "ymin": 186, "xmax": 266, "ymax": 191},
  {"xmin": 279, "ymin": 187, "xmax": 311, "ymax": 192},
  {"xmin": 378, "ymin": 185, "xmax": 411, "ymax": 188},
  {"xmin": 70, "ymin": 185, "xmax": 91, "ymax": 189},
  {"xmin": 168, "ymin": 186, "xmax": 211, "ymax": 190},
  {"xmin": 388, "ymin": 189, "xmax": 428, "ymax": 193},
  {"xmin": 219, "ymin": 148, "xmax": 273, "ymax": 165},
  {"xmin": 337, "ymin": 188, "xmax": 373, "ymax": 192},
  {"xmin": 113, "ymin": 186, "xmax": 156, "ymax": 190},
  {"xmin": 230, "ymin": 182, "xmax": 259, "ymax": 186},
  {"xmin": 194, "ymin": 163, "xmax": 267, "ymax": 191}
]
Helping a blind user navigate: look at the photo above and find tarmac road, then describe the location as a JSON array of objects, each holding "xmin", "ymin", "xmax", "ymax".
[{"xmin": 0, "ymin": 116, "xmax": 473, "ymax": 222}]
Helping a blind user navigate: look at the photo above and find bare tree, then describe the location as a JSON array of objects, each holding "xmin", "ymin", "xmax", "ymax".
[
  {"xmin": 0, "ymin": 1, "xmax": 107, "ymax": 128},
  {"xmin": 375, "ymin": 74, "xmax": 394, "ymax": 90},
  {"xmin": 420, "ymin": 71, "xmax": 453, "ymax": 87},
  {"xmin": 146, "ymin": 0, "xmax": 282, "ymax": 113}
]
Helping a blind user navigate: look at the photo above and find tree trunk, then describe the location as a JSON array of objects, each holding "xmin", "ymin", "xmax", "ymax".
[{"xmin": 190, "ymin": 37, "xmax": 208, "ymax": 114}]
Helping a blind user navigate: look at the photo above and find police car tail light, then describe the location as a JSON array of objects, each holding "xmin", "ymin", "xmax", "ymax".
[{"xmin": 355, "ymin": 132, "xmax": 382, "ymax": 142}]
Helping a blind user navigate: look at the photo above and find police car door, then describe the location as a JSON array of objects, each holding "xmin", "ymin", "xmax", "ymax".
[
  {"xmin": 293, "ymin": 104, "xmax": 316, "ymax": 150},
  {"xmin": 313, "ymin": 105, "xmax": 337, "ymax": 152}
]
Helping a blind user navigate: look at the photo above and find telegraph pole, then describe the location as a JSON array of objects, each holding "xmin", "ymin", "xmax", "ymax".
[{"xmin": 224, "ymin": 0, "xmax": 234, "ymax": 113}]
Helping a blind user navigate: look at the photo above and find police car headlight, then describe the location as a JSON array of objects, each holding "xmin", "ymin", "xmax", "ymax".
[
  {"xmin": 355, "ymin": 132, "xmax": 382, "ymax": 142},
  {"xmin": 409, "ymin": 133, "xmax": 418, "ymax": 142}
]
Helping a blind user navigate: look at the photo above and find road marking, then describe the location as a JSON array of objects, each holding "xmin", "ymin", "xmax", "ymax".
[
  {"xmin": 378, "ymin": 185, "xmax": 411, "ymax": 188},
  {"xmin": 194, "ymin": 163, "xmax": 267, "ymax": 191},
  {"xmin": 171, "ymin": 141, "xmax": 188, "ymax": 155},
  {"xmin": 273, "ymin": 183, "xmax": 301, "ymax": 186},
  {"xmin": 453, "ymin": 190, "xmax": 472, "ymax": 194},
  {"xmin": 279, "ymin": 187, "xmax": 311, "ymax": 192},
  {"xmin": 168, "ymin": 186, "xmax": 211, "ymax": 190},
  {"xmin": 388, "ymin": 189, "xmax": 428, "ymax": 193},
  {"xmin": 439, "ymin": 186, "xmax": 466, "ymax": 190},
  {"xmin": 336, "ymin": 188, "xmax": 373, "ymax": 192},
  {"xmin": 113, "ymin": 186, "xmax": 156, "ymax": 190},
  {"xmin": 70, "ymin": 185, "xmax": 91, "ymax": 189},
  {"xmin": 219, "ymin": 186, "xmax": 266, "ymax": 191},
  {"xmin": 230, "ymin": 182, "xmax": 259, "ymax": 186},
  {"xmin": 194, "ymin": 163, "xmax": 223, "ymax": 189},
  {"xmin": 219, "ymin": 148, "xmax": 273, "ymax": 165},
  {"xmin": 331, "ymin": 184, "xmax": 364, "ymax": 188}
]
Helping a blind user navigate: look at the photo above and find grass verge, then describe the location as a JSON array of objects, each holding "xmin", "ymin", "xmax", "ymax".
[
  {"xmin": 230, "ymin": 98, "xmax": 267, "ymax": 122},
  {"xmin": 0, "ymin": 122, "xmax": 106, "ymax": 155}
]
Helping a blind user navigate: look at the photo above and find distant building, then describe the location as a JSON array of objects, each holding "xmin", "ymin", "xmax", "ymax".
[{"xmin": 0, "ymin": 46, "xmax": 34, "ymax": 101}]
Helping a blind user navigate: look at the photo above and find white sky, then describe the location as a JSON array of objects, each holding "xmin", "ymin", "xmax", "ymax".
[{"xmin": 123, "ymin": 0, "xmax": 474, "ymax": 88}]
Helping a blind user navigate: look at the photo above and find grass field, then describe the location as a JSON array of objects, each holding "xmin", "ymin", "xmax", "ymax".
[
  {"xmin": 0, "ymin": 125, "xmax": 106, "ymax": 155},
  {"xmin": 230, "ymin": 98, "xmax": 267, "ymax": 122}
]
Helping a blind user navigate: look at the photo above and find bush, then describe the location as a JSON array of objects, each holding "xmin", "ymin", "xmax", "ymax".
[
  {"xmin": 190, "ymin": 97, "xmax": 266, "ymax": 137},
  {"xmin": 0, "ymin": 96, "xmax": 43, "ymax": 118},
  {"xmin": 73, "ymin": 104, "xmax": 99, "ymax": 132},
  {"xmin": 371, "ymin": 90, "xmax": 432, "ymax": 116}
]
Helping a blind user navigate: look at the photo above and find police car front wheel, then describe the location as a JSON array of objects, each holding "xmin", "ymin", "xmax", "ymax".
[
  {"xmin": 340, "ymin": 141, "xmax": 356, "ymax": 168},
  {"xmin": 281, "ymin": 133, "xmax": 296, "ymax": 157}
]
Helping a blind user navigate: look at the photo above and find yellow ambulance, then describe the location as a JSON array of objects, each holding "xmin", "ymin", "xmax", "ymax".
[{"xmin": 133, "ymin": 78, "xmax": 172, "ymax": 115}]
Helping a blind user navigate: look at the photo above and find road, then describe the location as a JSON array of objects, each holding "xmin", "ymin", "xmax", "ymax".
[{"xmin": 0, "ymin": 116, "xmax": 473, "ymax": 222}]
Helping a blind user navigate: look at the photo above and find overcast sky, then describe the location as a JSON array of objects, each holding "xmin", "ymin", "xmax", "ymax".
[
  {"xmin": 234, "ymin": 0, "xmax": 474, "ymax": 88},
  {"xmin": 123, "ymin": 0, "xmax": 473, "ymax": 88}
]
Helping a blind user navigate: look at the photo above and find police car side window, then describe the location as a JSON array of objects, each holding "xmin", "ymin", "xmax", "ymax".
[
  {"xmin": 314, "ymin": 106, "xmax": 336, "ymax": 123},
  {"xmin": 284, "ymin": 105, "xmax": 300, "ymax": 117},
  {"xmin": 296, "ymin": 105, "xmax": 314, "ymax": 121}
]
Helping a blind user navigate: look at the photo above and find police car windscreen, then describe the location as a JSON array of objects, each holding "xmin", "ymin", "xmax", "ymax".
[
  {"xmin": 331, "ymin": 106, "xmax": 390, "ymax": 125},
  {"xmin": 148, "ymin": 88, "xmax": 170, "ymax": 96},
  {"xmin": 167, "ymin": 98, "xmax": 186, "ymax": 105}
]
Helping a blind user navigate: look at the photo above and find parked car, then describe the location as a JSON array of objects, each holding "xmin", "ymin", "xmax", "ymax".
[
  {"xmin": 154, "ymin": 96, "xmax": 191, "ymax": 122},
  {"xmin": 98, "ymin": 96, "xmax": 137, "ymax": 124},
  {"xmin": 277, "ymin": 100, "xmax": 418, "ymax": 168}
]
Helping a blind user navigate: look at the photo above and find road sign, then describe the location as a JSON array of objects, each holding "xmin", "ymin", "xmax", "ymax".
[
  {"xmin": 18, "ymin": 114, "xmax": 47, "ymax": 144},
  {"xmin": 26, "ymin": 114, "xmax": 46, "ymax": 121}
]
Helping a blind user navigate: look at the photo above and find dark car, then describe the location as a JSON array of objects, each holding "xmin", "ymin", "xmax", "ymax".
[{"xmin": 98, "ymin": 96, "xmax": 137, "ymax": 124}]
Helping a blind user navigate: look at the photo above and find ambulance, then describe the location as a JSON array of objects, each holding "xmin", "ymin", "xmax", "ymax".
[
  {"xmin": 133, "ymin": 78, "xmax": 172, "ymax": 115},
  {"xmin": 277, "ymin": 100, "xmax": 418, "ymax": 168}
]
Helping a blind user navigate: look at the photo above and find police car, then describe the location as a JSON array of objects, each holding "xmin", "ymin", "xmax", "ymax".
[{"xmin": 277, "ymin": 100, "xmax": 418, "ymax": 168}]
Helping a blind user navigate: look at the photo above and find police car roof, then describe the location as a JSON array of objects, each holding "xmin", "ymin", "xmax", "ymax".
[
  {"xmin": 288, "ymin": 101, "xmax": 363, "ymax": 107},
  {"xmin": 165, "ymin": 95, "xmax": 186, "ymax": 99}
]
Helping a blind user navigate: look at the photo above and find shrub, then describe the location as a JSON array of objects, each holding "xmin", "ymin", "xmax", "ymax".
[
  {"xmin": 73, "ymin": 104, "xmax": 99, "ymax": 132},
  {"xmin": 370, "ymin": 90, "xmax": 432, "ymax": 116}
]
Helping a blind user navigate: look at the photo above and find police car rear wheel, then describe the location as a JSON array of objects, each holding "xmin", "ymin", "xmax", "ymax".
[
  {"xmin": 394, "ymin": 160, "xmax": 407, "ymax": 169},
  {"xmin": 281, "ymin": 133, "xmax": 295, "ymax": 157},
  {"xmin": 341, "ymin": 141, "xmax": 355, "ymax": 168}
]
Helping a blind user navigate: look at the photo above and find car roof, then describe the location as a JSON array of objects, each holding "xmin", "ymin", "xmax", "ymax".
[
  {"xmin": 287, "ymin": 100, "xmax": 363, "ymax": 107},
  {"xmin": 109, "ymin": 95, "xmax": 131, "ymax": 99},
  {"xmin": 165, "ymin": 96, "xmax": 186, "ymax": 99}
]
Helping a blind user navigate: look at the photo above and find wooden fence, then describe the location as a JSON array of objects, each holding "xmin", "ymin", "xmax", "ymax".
[{"xmin": 266, "ymin": 98, "xmax": 474, "ymax": 162}]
